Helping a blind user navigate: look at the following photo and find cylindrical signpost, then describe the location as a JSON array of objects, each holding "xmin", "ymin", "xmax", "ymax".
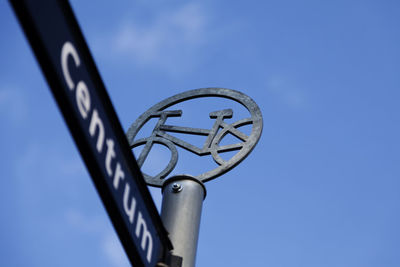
[
  {"xmin": 126, "ymin": 88, "xmax": 263, "ymax": 267},
  {"xmin": 160, "ymin": 176, "xmax": 206, "ymax": 267}
]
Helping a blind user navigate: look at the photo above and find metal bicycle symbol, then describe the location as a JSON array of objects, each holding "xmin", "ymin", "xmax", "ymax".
[{"xmin": 126, "ymin": 88, "xmax": 263, "ymax": 187}]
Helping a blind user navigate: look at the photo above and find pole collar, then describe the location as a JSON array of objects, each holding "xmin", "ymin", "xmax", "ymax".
[{"xmin": 162, "ymin": 175, "xmax": 207, "ymax": 199}]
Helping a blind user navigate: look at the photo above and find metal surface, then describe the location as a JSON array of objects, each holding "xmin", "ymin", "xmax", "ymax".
[
  {"xmin": 157, "ymin": 254, "xmax": 183, "ymax": 267},
  {"xmin": 160, "ymin": 175, "xmax": 206, "ymax": 267},
  {"xmin": 126, "ymin": 88, "xmax": 263, "ymax": 187}
]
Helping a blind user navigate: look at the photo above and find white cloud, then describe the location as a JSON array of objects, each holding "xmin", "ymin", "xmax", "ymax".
[
  {"xmin": 0, "ymin": 86, "xmax": 28, "ymax": 124},
  {"xmin": 105, "ymin": 3, "xmax": 209, "ymax": 74},
  {"xmin": 65, "ymin": 208, "xmax": 130, "ymax": 266},
  {"xmin": 267, "ymin": 76, "xmax": 307, "ymax": 109},
  {"xmin": 12, "ymin": 142, "xmax": 126, "ymax": 264},
  {"xmin": 102, "ymin": 231, "xmax": 131, "ymax": 267},
  {"xmin": 14, "ymin": 142, "xmax": 159, "ymax": 266},
  {"xmin": 15, "ymin": 142, "xmax": 85, "ymax": 187},
  {"xmin": 64, "ymin": 208, "xmax": 107, "ymax": 233}
]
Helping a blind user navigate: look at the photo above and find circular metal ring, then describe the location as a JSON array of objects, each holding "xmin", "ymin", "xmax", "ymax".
[{"xmin": 126, "ymin": 88, "xmax": 263, "ymax": 187}]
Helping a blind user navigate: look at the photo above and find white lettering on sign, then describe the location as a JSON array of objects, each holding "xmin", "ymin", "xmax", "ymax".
[
  {"xmin": 61, "ymin": 42, "xmax": 80, "ymax": 90},
  {"xmin": 89, "ymin": 109, "xmax": 105, "ymax": 153},
  {"xmin": 123, "ymin": 183, "xmax": 137, "ymax": 224},
  {"xmin": 76, "ymin": 81, "xmax": 90, "ymax": 119},
  {"xmin": 60, "ymin": 41, "xmax": 154, "ymax": 263},
  {"xmin": 136, "ymin": 212, "xmax": 153, "ymax": 262}
]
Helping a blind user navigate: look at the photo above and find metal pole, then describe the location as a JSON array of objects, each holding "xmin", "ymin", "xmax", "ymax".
[{"xmin": 161, "ymin": 175, "xmax": 206, "ymax": 267}]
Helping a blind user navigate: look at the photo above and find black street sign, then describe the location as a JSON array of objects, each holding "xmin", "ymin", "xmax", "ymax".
[{"xmin": 9, "ymin": 0, "xmax": 173, "ymax": 266}]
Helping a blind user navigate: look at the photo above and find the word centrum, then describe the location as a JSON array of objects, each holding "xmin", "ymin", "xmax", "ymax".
[{"xmin": 61, "ymin": 41, "xmax": 153, "ymax": 263}]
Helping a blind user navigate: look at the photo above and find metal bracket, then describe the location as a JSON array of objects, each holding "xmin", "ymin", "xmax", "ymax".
[{"xmin": 157, "ymin": 253, "xmax": 183, "ymax": 267}]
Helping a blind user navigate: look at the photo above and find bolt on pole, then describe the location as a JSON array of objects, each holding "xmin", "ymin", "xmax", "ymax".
[{"xmin": 160, "ymin": 175, "xmax": 206, "ymax": 267}]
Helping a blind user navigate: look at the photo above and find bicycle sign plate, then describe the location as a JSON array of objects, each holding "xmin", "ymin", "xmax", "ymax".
[{"xmin": 126, "ymin": 88, "xmax": 263, "ymax": 187}]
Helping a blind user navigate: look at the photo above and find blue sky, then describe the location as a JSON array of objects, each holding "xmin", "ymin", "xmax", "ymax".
[{"xmin": 1, "ymin": 0, "xmax": 400, "ymax": 266}]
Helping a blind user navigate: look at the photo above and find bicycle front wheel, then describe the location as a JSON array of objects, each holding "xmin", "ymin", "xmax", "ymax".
[{"xmin": 131, "ymin": 136, "xmax": 178, "ymax": 187}]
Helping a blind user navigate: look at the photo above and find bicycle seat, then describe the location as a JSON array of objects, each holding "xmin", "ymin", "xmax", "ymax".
[{"xmin": 209, "ymin": 109, "xmax": 233, "ymax": 119}]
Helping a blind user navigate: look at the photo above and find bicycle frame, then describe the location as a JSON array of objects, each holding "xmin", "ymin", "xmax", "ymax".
[{"xmin": 134, "ymin": 108, "xmax": 252, "ymax": 178}]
